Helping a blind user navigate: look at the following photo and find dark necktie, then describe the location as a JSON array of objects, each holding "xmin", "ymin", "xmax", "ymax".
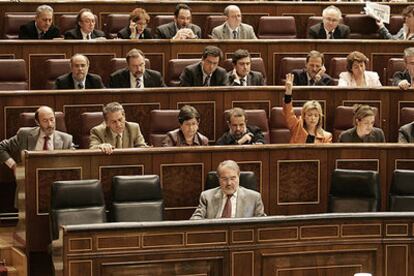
[
  {"xmin": 39, "ymin": 31, "xmax": 45, "ymax": 39},
  {"xmin": 43, "ymin": 136, "xmax": 50, "ymax": 150},
  {"xmin": 203, "ymin": 75, "xmax": 210, "ymax": 86},
  {"xmin": 86, "ymin": 34, "xmax": 91, "ymax": 40},
  {"xmin": 136, "ymin": 78, "xmax": 142, "ymax": 88},
  {"xmin": 233, "ymin": 30, "xmax": 238, "ymax": 39},
  {"xmin": 221, "ymin": 195, "xmax": 232, "ymax": 218},
  {"xmin": 78, "ymin": 83, "xmax": 84, "ymax": 89},
  {"xmin": 328, "ymin": 31, "xmax": 333, "ymax": 39},
  {"xmin": 240, "ymin": 78, "xmax": 245, "ymax": 86},
  {"xmin": 309, "ymin": 79, "xmax": 315, "ymax": 86}
]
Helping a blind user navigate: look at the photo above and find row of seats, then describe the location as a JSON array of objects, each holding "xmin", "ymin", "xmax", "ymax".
[
  {"xmin": 19, "ymin": 106, "xmax": 414, "ymax": 147},
  {"xmin": 0, "ymin": 55, "xmax": 406, "ymax": 90},
  {"xmin": 4, "ymin": 13, "xmax": 405, "ymax": 40}
]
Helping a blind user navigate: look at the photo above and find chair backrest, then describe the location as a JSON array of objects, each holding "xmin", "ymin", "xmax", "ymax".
[
  {"xmin": 111, "ymin": 175, "xmax": 163, "ymax": 222},
  {"xmin": 80, "ymin": 112, "xmax": 104, "ymax": 149},
  {"xmin": 110, "ymin": 57, "xmax": 151, "ymax": 74},
  {"xmin": 0, "ymin": 59, "xmax": 28, "ymax": 90},
  {"xmin": 103, "ymin": 13, "xmax": 129, "ymax": 39},
  {"xmin": 152, "ymin": 15, "xmax": 174, "ymax": 34},
  {"xmin": 389, "ymin": 15, "xmax": 404, "ymax": 35},
  {"xmin": 269, "ymin": 106, "xmax": 302, "ymax": 143},
  {"xmin": 222, "ymin": 57, "xmax": 267, "ymax": 83},
  {"xmin": 344, "ymin": 14, "xmax": 379, "ymax": 39},
  {"xmin": 167, "ymin": 59, "xmax": 200, "ymax": 86},
  {"xmin": 386, "ymin": 58, "xmax": 404, "ymax": 86},
  {"xmin": 59, "ymin": 13, "xmax": 99, "ymax": 35},
  {"xmin": 205, "ymin": 171, "xmax": 257, "ymax": 191},
  {"xmin": 389, "ymin": 169, "xmax": 414, "ymax": 211},
  {"xmin": 50, "ymin": 179, "xmax": 106, "ymax": 240},
  {"xmin": 20, "ymin": 112, "xmax": 67, "ymax": 133},
  {"xmin": 400, "ymin": 107, "xmax": 414, "ymax": 127},
  {"xmin": 257, "ymin": 16, "xmax": 296, "ymax": 39},
  {"xmin": 203, "ymin": 15, "xmax": 226, "ymax": 38},
  {"xmin": 328, "ymin": 57, "xmax": 347, "ymax": 85},
  {"xmin": 245, "ymin": 109, "xmax": 269, "ymax": 143},
  {"xmin": 328, "ymin": 169, "xmax": 381, "ymax": 212},
  {"xmin": 149, "ymin": 109, "xmax": 180, "ymax": 146},
  {"xmin": 279, "ymin": 57, "xmax": 306, "ymax": 85},
  {"xmin": 44, "ymin": 59, "xmax": 71, "ymax": 89},
  {"xmin": 333, "ymin": 105, "xmax": 380, "ymax": 142},
  {"xmin": 4, "ymin": 13, "xmax": 36, "ymax": 39}
]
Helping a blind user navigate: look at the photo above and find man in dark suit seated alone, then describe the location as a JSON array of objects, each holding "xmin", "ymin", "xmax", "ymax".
[
  {"xmin": 19, "ymin": 5, "xmax": 61, "ymax": 39},
  {"xmin": 109, "ymin": 48, "xmax": 165, "ymax": 88},
  {"xmin": 180, "ymin": 45, "xmax": 229, "ymax": 87},
  {"xmin": 227, "ymin": 49, "xmax": 264, "ymax": 86},
  {"xmin": 54, "ymin": 54, "xmax": 105, "ymax": 89},
  {"xmin": 292, "ymin": 50, "xmax": 333, "ymax": 86},
  {"xmin": 64, "ymin": 8, "xmax": 105, "ymax": 40},
  {"xmin": 154, "ymin": 3, "xmax": 201, "ymax": 39},
  {"xmin": 308, "ymin": 5, "xmax": 350, "ymax": 39}
]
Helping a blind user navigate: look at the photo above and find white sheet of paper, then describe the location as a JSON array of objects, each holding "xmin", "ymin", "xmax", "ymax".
[{"xmin": 364, "ymin": 2, "xmax": 390, "ymax": 24}]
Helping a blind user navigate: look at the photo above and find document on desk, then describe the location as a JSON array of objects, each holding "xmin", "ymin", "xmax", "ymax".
[{"xmin": 364, "ymin": 2, "xmax": 390, "ymax": 24}]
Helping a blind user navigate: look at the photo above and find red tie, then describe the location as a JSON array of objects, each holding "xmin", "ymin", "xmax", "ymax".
[
  {"xmin": 43, "ymin": 136, "xmax": 50, "ymax": 150},
  {"xmin": 221, "ymin": 195, "xmax": 232, "ymax": 218}
]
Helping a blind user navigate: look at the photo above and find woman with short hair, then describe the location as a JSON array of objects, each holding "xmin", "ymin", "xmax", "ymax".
[{"xmin": 117, "ymin": 8, "xmax": 152, "ymax": 39}]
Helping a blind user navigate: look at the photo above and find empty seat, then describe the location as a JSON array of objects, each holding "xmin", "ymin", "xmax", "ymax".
[
  {"xmin": 221, "ymin": 57, "xmax": 267, "ymax": 83},
  {"xmin": 278, "ymin": 57, "xmax": 306, "ymax": 85},
  {"xmin": 257, "ymin": 16, "xmax": 296, "ymax": 39},
  {"xmin": 205, "ymin": 171, "xmax": 257, "ymax": 191},
  {"xmin": 111, "ymin": 175, "xmax": 163, "ymax": 222},
  {"xmin": 203, "ymin": 15, "xmax": 226, "ymax": 38},
  {"xmin": 44, "ymin": 59, "xmax": 71, "ymax": 89},
  {"xmin": 4, "ymin": 13, "xmax": 35, "ymax": 39},
  {"xmin": 166, "ymin": 59, "xmax": 200, "ymax": 86},
  {"xmin": 389, "ymin": 15, "xmax": 404, "ymax": 35},
  {"xmin": 328, "ymin": 169, "xmax": 381, "ymax": 212},
  {"xmin": 59, "ymin": 14, "xmax": 99, "ymax": 35},
  {"xmin": 400, "ymin": 107, "xmax": 414, "ymax": 127},
  {"xmin": 20, "ymin": 112, "xmax": 67, "ymax": 133},
  {"xmin": 110, "ymin": 57, "xmax": 151, "ymax": 74},
  {"xmin": 103, "ymin": 13, "xmax": 129, "ymax": 39},
  {"xmin": 0, "ymin": 59, "xmax": 28, "ymax": 90},
  {"xmin": 386, "ymin": 58, "xmax": 404, "ymax": 86},
  {"xmin": 245, "ymin": 109, "xmax": 270, "ymax": 143},
  {"xmin": 149, "ymin": 109, "xmax": 180, "ymax": 146},
  {"xmin": 269, "ymin": 106, "xmax": 302, "ymax": 143},
  {"xmin": 50, "ymin": 179, "xmax": 106, "ymax": 240},
  {"xmin": 389, "ymin": 169, "xmax": 414, "ymax": 211},
  {"xmin": 152, "ymin": 15, "xmax": 174, "ymax": 35},
  {"xmin": 329, "ymin": 57, "xmax": 347, "ymax": 85},
  {"xmin": 80, "ymin": 112, "xmax": 104, "ymax": 149},
  {"xmin": 344, "ymin": 14, "xmax": 380, "ymax": 39}
]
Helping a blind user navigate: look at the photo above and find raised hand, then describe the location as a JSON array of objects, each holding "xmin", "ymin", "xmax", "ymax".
[{"xmin": 285, "ymin": 73, "xmax": 294, "ymax": 95}]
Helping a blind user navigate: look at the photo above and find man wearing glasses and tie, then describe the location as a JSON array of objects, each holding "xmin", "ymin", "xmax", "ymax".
[
  {"xmin": 308, "ymin": 5, "xmax": 350, "ymax": 39},
  {"xmin": 191, "ymin": 160, "xmax": 265, "ymax": 219}
]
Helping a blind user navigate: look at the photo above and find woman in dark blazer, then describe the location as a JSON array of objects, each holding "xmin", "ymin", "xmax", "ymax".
[{"xmin": 117, "ymin": 8, "xmax": 152, "ymax": 39}]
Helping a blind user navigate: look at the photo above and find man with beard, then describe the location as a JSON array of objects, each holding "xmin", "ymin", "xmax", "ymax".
[{"xmin": 216, "ymin": 107, "xmax": 265, "ymax": 145}]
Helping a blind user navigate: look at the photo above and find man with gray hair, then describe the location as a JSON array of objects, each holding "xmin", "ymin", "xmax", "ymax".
[
  {"xmin": 392, "ymin": 47, "xmax": 414, "ymax": 90},
  {"xmin": 308, "ymin": 5, "xmax": 350, "ymax": 39},
  {"xmin": 211, "ymin": 5, "xmax": 257, "ymax": 39},
  {"xmin": 191, "ymin": 160, "xmax": 265, "ymax": 219},
  {"xmin": 89, "ymin": 102, "xmax": 147, "ymax": 154},
  {"xmin": 19, "ymin": 5, "xmax": 61, "ymax": 39}
]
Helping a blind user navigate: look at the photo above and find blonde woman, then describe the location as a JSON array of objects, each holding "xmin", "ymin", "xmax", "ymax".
[
  {"xmin": 283, "ymin": 73, "xmax": 332, "ymax": 144},
  {"xmin": 338, "ymin": 105, "xmax": 385, "ymax": 143}
]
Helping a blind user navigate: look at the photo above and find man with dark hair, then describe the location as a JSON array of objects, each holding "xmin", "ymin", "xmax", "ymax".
[
  {"xmin": 228, "ymin": 49, "xmax": 264, "ymax": 86},
  {"xmin": 64, "ymin": 8, "xmax": 105, "ymax": 40},
  {"xmin": 180, "ymin": 45, "xmax": 229, "ymax": 86},
  {"xmin": 19, "ymin": 5, "xmax": 61, "ymax": 39},
  {"xmin": 154, "ymin": 4, "xmax": 201, "ymax": 39},
  {"xmin": 212, "ymin": 5, "xmax": 257, "ymax": 39},
  {"xmin": 89, "ymin": 102, "xmax": 147, "ymax": 154},
  {"xmin": 292, "ymin": 50, "xmax": 333, "ymax": 86},
  {"xmin": 393, "ymin": 47, "xmax": 414, "ymax": 90},
  {"xmin": 109, "ymin": 48, "xmax": 165, "ymax": 88},
  {"xmin": 54, "ymin": 54, "xmax": 105, "ymax": 89},
  {"xmin": 216, "ymin": 107, "xmax": 265, "ymax": 145},
  {"xmin": 308, "ymin": 5, "xmax": 350, "ymax": 39}
]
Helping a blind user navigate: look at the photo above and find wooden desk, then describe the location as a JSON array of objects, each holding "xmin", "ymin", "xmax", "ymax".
[{"xmin": 58, "ymin": 213, "xmax": 414, "ymax": 276}]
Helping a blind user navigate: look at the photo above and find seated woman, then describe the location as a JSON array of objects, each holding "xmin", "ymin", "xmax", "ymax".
[
  {"xmin": 162, "ymin": 105, "xmax": 209, "ymax": 146},
  {"xmin": 377, "ymin": 5, "xmax": 414, "ymax": 40},
  {"xmin": 117, "ymin": 8, "xmax": 152, "ymax": 39},
  {"xmin": 338, "ymin": 51, "xmax": 382, "ymax": 88},
  {"xmin": 283, "ymin": 73, "xmax": 332, "ymax": 144},
  {"xmin": 338, "ymin": 105, "xmax": 385, "ymax": 143}
]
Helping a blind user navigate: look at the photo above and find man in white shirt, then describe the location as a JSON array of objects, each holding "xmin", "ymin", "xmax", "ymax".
[
  {"xmin": 212, "ymin": 5, "xmax": 257, "ymax": 39},
  {"xmin": 64, "ymin": 8, "xmax": 105, "ymax": 40},
  {"xmin": 190, "ymin": 160, "xmax": 265, "ymax": 219}
]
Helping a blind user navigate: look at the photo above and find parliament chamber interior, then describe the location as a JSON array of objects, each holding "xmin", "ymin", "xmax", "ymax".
[{"xmin": 0, "ymin": 1, "xmax": 414, "ymax": 276}]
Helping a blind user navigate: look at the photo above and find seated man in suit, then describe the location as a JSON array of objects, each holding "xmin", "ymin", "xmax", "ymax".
[
  {"xmin": 308, "ymin": 5, "xmax": 350, "ymax": 39},
  {"xmin": 191, "ymin": 160, "xmax": 265, "ymax": 219},
  {"xmin": 216, "ymin": 107, "xmax": 265, "ymax": 145},
  {"xmin": 109, "ymin": 48, "xmax": 165, "ymax": 88},
  {"xmin": 292, "ymin": 50, "xmax": 333, "ymax": 86},
  {"xmin": 393, "ymin": 47, "xmax": 414, "ymax": 90},
  {"xmin": 399, "ymin": 121, "xmax": 414, "ymax": 143},
  {"xmin": 19, "ymin": 5, "xmax": 60, "ymax": 39},
  {"xmin": 180, "ymin": 45, "xmax": 229, "ymax": 87},
  {"xmin": 0, "ymin": 106, "xmax": 73, "ymax": 175},
  {"xmin": 228, "ymin": 49, "xmax": 264, "ymax": 86},
  {"xmin": 212, "ymin": 5, "xmax": 257, "ymax": 39},
  {"xmin": 64, "ymin": 8, "xmax": 105, "ymax": 40},
  {"xmin": 117, "ymin": 8, "xmax": 152, "ymax": 39},
  {"xmin": 154, "ymin": 3, "xmax": 201, "ymax": 39},
  {"xmin": 54, "ymin": 54, "xmax": 105, "ymax": 89},
  {"xmin": 89, "ymin": 102, "xmax": 147, "ymax": 154}
]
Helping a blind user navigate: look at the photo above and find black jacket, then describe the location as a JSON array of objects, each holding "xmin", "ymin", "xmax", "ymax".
[
  {"xmin": 216, "ymin": 125, "xmax": 265, "ymax": 145},
  {"xmin": 54, "ymin": 73, "xmax": 105, "ymax": 89},
  {"xmin": 19, "ymin": 20, "xmax": 60, "ymax": 39},
  {"xmin": 109, "ymin": 68, "xmax": 165, "ymax": 88}
]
